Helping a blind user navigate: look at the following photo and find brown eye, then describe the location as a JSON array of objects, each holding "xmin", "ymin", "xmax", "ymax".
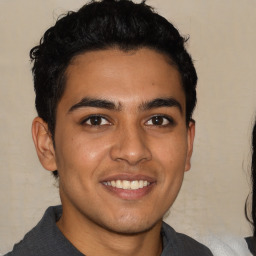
[
  {"xmin": 152, "ymin": 116, "xmax": 164, "ymax": 125},
  {"xmin": 83, "ymin": 116, "xmax": 110, "ymax": 126},
  {"xmin": 145, "ymin": 115, "xmax": 174, "ymax": 126}
]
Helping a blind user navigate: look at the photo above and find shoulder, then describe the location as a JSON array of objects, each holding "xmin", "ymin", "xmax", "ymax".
[
  {"xmin": 196, "ymin": 235, "xmax": 253, "ymax": 256},
  {"xmin": 3, "ymin": 206, "xmax": 63, "ymax": 256},
  {"xmin": 162, "ymin": 222, "xmax": 213, "ymax": 256}
]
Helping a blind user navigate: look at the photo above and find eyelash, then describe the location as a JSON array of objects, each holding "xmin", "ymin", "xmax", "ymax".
[
  {"xmin": 80, "ymin": 114, "xmax": 175, "ymax": 127},
  {"xmin": 81, "ymin": 115, "xmax": 111, "ymax": 126},
  {"xmin": 145, "ymin": 115, "xmax": 175, "ymax": 127}
]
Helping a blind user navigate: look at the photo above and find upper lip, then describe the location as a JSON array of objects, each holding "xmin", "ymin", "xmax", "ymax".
[{"xmin": 100, "ymin": 173, "xmax": 156, "ymax": 183}]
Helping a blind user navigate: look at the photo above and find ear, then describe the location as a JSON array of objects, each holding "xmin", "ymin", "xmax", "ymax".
[
  {"xmin": 32, "ymin": 117, "xmax": 57, "ymax": 171},
  {"xmin": 185, "ymin": 120, "xmax": 195, "ymax": 172}
]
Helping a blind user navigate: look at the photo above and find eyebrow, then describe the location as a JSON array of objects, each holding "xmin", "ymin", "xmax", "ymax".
[
  {"xmin": 68, "ymin": 97, "xmax": 121, "ymax": 113},
  {"xmin": 139, "ymin": 97, "xmax": 183, "ymax": 114},
  {"xmin": 68, "ymin": 97, "xmax": 182, "ymax": 114}
]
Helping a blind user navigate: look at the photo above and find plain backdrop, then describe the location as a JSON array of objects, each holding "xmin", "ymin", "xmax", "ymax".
[{"xmin": 0, "ymin": 0, "xmax": 256, "ymax": 254}]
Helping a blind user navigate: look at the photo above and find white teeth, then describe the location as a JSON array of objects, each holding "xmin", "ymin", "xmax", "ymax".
[
  {"xmin": 103, "ymin": 180, "xmax": 150, "ymax": 190},
  {"xmin": 123, "ymin": 180, "xmax": 131, "ymax": 189},
  {"xmin": 116, "ymin": 180, "xmax": 122, "ymax": 188},
  {"xmin": 130, "ymin": 180, "xmax": 138, "ymax": 190}
]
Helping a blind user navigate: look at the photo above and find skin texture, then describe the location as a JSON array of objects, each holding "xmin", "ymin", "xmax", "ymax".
[{"xmin": 32, "ymin": 48, "xmax": 195, "ymax": 256}]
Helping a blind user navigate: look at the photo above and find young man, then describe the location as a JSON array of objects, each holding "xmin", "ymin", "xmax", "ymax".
[{"xmin": 5, "ymin": 0, "xmax": 213, "ymax": 255}]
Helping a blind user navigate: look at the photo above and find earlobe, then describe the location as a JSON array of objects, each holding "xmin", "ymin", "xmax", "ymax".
[
  {"xmin": 185, "ymin": 120, "xmax": 195, "ymax": 172},
  {"xmin": 32, "ymin": 117, "xmax": 57, "ymax": 171}
]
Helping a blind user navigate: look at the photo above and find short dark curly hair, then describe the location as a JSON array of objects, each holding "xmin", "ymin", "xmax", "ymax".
[{"xmin": 30, "ymin": 0, "xmax": 198, "ymax": 177}]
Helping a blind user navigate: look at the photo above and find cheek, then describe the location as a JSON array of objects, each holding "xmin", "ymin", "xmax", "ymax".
[
  {"xmin": 55, "ymin": 135, "xmax": 111, "ymax": 200},
  {"xmin": 153, "ymin": 135, "xmax": 188, "ymax": 168},
  {"xmin": 152, "ymin": 134, "xmax": 188, "ymax": 196},
  {"xmin": 55, "ymin": 131, "xmax": 111, "ymax": 176}
]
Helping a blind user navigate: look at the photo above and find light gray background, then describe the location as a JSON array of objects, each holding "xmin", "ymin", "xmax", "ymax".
[{"xmin": 0, "ymin": 0, "xmax": 256, "ymax": 253}]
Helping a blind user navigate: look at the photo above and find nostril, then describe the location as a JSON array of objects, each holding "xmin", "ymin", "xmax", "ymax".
[{"xmin": 109, "ymin": 133, "xmax": 152, "ymax": 165}]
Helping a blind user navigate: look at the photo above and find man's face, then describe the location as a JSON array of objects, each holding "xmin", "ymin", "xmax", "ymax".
[{"xmin": 51, "ymin": 48, "xmax": 194, "ymax": 234}]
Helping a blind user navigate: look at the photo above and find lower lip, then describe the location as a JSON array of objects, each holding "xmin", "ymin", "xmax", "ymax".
[{"xmin": 101, "ymin": 183, "xmax": 155, "ymax": 200}]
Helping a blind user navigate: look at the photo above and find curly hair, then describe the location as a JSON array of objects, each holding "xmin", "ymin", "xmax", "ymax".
[{"xmin": 30, "ymin": 0, "xmax": 197, "ymax": 177}]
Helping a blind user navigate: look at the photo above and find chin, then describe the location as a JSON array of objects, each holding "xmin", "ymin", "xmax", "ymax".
[{"xmin": 100, "ymin": 215, "xmax": 162, "ymax": 235}]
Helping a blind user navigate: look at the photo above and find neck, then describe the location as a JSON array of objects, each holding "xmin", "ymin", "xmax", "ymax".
[{"xmin": 57, "ymin": 207, "xmax": 163, "ymax": 256}]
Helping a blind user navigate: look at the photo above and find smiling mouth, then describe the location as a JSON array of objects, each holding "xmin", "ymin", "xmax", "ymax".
[{"xmin": 103, "ymin": 180, "xmax": 150, "ymax": 190}]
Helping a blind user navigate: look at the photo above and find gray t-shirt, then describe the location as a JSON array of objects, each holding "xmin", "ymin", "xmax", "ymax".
[{"xmin": 5, "ymin": 206, "xmax": 213, "ymax": 256}]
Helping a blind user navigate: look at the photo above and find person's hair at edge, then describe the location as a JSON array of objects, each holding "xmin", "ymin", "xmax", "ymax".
[
  {"xmin": 251, "ymin": 119, "xmax": 256, "ymax": 236},
  {"xmin": 30, "ymin": 0, "xmax": 197, "ymax": 178},
  {"xmin": 252, "ymin": 120, "xmax": 256, "ymax": 237},
  {"xmin": 246, "ymin": 118, "xmax": 256, "ymax": 237}
]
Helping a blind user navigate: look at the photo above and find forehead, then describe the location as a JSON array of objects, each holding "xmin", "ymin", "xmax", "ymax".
[{"xmin": 61, "ymin": 48, "xmax": 185, "ymax": 110}]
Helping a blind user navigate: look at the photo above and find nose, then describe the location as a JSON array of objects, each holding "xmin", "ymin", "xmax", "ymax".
[{"xmin": 110, "ymin": 124, "xmax": 152, "ymax": 166}]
